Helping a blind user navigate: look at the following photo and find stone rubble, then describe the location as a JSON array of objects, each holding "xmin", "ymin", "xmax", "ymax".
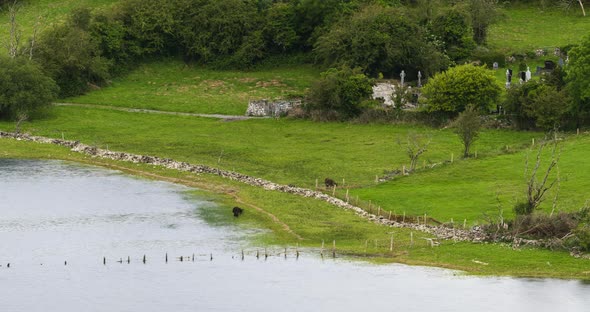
[{"xmin": 0, "ymin": 131, "xmax": 579, "ymax": 251}]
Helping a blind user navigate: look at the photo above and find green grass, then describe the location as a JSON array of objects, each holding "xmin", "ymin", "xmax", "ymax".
[
  {"xmin": 3, "ymin": 106, "xmax": 538, "ymax": 189},
  {"xmin": 353, "ymin": 134, "xmax": 590, "ymax": 223},
  {"xmin": 0, "ymin": 0, "xmax": 119, "ymax": 44},
  {"xmin": 489, "ymin": 5, "xmax": 590, "ymax": 53},
  {"xmin": 66, "ymin": 59, "xmax": 320, "ymax": 115},
  {"xmin": 2, "ymin": 137, "xmax": 589, "ymax": 279}
]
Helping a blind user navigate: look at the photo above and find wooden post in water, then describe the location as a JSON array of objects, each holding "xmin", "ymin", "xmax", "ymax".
[
  {"xmin": 242, "ymin": 250, "xmax": 245, "ymax": 261},
  {"xmin": 165, "ymin": 253, "xmax": 168, "ymax": 263},
  {"xmin": 256, "ymin": 250, "xmax": 260, "ymax": 259},
  {"xmin": 180, "ymin": 256, "xmax": 184, "ymax": 262},
  {"xmin": 321, "ymin": 240, "xmax": 325, "ymax": 257},
  {"xmin": 284, "ymin": 247, "xmax": 287, "ymax": 259},
  {"xmin": 265, "ymin": 248, "xmax": 268, "ymax": 260},
  {"xmin": 296, "ymin": 243, "xmax": 300, "ymax": 259},
  {"xmin": 103, "ymin": 257, "xmax": 106, "ymax": 265},
  {"xmin": 210, "ymin": 253, "xmax": 213, "ymax": 261},
  {"xmin": 192, "ymin": 253, "xmax": 195, "ymax": 262},
  {"xmin": 143, "ymin": 255, "xmax": 147, "ymax": 264},
  {"xmin": 127, "ymin": 256, "xmax": 130, "ymax": 264}
]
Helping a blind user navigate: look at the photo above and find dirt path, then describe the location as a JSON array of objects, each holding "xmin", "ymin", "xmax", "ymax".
[{"xmin": 54, "ymin": 103, "xmax": 262, "ymax": 121}]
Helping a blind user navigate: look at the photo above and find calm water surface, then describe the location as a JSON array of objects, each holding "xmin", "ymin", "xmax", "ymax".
[{"xmin": 0, "ymin": 159, "xmax": 588, "ymax": 312}]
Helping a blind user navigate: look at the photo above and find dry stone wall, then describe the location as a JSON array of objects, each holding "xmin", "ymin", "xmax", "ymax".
[
  {"xmin": 0, "ymin": 131, "xmax": 574, "ymax": 251},
  {"xmin": 246, "ymin": 99, "xmax": 302, "ymax": 117}
]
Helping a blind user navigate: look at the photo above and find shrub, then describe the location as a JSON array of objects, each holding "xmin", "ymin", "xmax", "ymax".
[
  {"xmin": 422, "ymin": 64, "xmax": 501, "ymax": 113},
  {"xmin": 305, "ymin": 66, "xmax": 374, "ymax": 119}
]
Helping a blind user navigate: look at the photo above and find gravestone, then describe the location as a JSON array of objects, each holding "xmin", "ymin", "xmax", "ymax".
[
  {"xmin": 544, "ymin": 60, "xmax": 555, "ymax": 70},
  {"xmin": 520, "ymin": 71, "xmax": 526, "ymax": 83},
  {"xmin": 558, "ymin": 58, "xmax": 564, "ymax": 67},
  {"xmin": 525, "ymin": 67, "xmax": 532, "ymax": 81},
  {"xmin": 493, "ymin": 62, "xmax": 499, "ymax": 70},
  {"xmin": 400, "ymin": 70, "xmax": 406, "ymax": 87}
]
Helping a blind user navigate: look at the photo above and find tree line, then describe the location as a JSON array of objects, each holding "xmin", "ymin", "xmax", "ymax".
[{"xmin": 1, "ymin": 0, "xmax": 500, "ymax": 119}]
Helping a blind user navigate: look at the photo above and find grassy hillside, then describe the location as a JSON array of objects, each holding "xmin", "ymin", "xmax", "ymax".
[
  {"xmin": 0, "ymin": 0, "xmax": 119, "ymax": 44},
  {"xmin": 67, "ymin": 60, "xmax": 320, "ymax": 115},
  {"xmin": 489, "ymin": 5, "xmax": 590, "ymax": 53}
]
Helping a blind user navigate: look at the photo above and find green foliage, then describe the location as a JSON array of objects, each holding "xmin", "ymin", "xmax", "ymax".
[
  {"xmin": 505, "ymin": 80, "xmax": 571, "ymax": 131},
  {"xmin": 0, "ymin": 57, "xmax": 58, "ymax": 119},
  {"xmin": 468, "ymin": 0, "xmax": 499, "ymax": 45},
  {"xmin": 565, "ymin": 35, "xmax": 590, "ymax": 125},
  {"xmin": 34, "ymin": 8, "xmax": 111, "ymax": 97},
  {"xmin": 452, "ymin": 106, "xmax": 481, "ymax": 158},
  {"xmin": 306, "ymin": 66, "xmax": 374, "ymax": 119},
  {"xmin": 430, "ymin": 8, "xmax": 476, "ymax": 62},
  {"xmin": 423, "ymin": 64, "xmax": 501, "ymax": 113},
  {"xmin": 314, "ymin": 5, "xmax": 448, "ymax": 78}
]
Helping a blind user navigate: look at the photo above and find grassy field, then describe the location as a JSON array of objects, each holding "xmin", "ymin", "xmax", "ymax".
[
  {"xmin": 2, "ymin": 138, "xmax": 589, "ymax": 279},
  {"xmin": 489, "ymin": 5, "xmax": 590, "ymax": 53},
  {"xmin": 67, "ymin": 59, "xmax": 320, "ymax": 115},
  {"xmin": 2, "ymin": 106, "xmax": 539, "ymax": 188},
  {"xmin": 0, "ymin": 0, "xmax": 119, "ymax": 44}
]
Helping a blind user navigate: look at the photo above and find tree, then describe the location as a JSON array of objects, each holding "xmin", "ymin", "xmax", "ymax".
[
  {"xmin": 452, "ymin": 106, "xmax": 481, "ymax": 158},
  {"xmin": 306, "ymin": 66, "xmax": 374, "ymax": 119},
  {"xmin": 565, "ymin": 35, "xmax": 590, "ymax": 127},
  {"xmin": 430, "ymin": 8, "xmax": 476, "ymax": 62},
  {"xmin": 34, "ymin": 8, "xmax": 111, "ymax": 97},
  {"xmin": 468, "ymin": 0, "xmax": 499, "ymax": 45},
  {"xmin": 314, "ymin": 5, "xmax": 448, "ymax": 78},
  {"xmin": 0, "ymin": 56, "xmax": 58, "ymax": 119},
  {"xmin": 422, "ymin": 64, "xmax": 501, "ymax": 113},
  {"xmin": 398, "ymin": 132, "xmax": 431, "ymax": 172},
  {"xmin": 515, "ymin": 140, "xmax": 560, "ymax": 215}
]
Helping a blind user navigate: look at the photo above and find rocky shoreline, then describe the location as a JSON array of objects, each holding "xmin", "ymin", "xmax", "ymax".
[{"xmin": 0, "ymin": 131, "xmax": 580, "ymax": 254}]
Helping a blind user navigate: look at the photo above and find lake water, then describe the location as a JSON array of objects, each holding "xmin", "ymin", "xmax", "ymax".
[{"xmin": 1, "ymin": 159, "xmax": 589, "ymax": 312}]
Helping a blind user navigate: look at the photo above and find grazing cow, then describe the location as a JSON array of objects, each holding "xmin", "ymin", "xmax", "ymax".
[
  {"xmin": 324, "ymin": 178, "xmax": 337, "ymax": 188},
  {"xmin": 232, "ymin": 206, "xmax": 244, "ymax": 217}
]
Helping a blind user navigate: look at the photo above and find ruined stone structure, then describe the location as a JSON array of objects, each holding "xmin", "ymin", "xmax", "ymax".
[
  {"xmin": 372, "ymin": 82, "xmax": 396, "ymax": 106},
  {"xmin": 246, "ymin": 99, "xmax": 302, "ymax": 117}
]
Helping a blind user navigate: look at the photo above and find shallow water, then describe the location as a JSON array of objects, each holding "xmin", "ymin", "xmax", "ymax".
[{"xmin": 0, "ymin": 159, "xmax": 589, "ymax": 312}]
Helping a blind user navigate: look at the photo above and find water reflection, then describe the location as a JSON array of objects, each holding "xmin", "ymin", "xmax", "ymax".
[{"xmin": 0, "ymin": 159, "xmax": 588, "ymax": 312}]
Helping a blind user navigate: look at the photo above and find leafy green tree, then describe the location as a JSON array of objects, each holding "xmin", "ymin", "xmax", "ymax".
[
  {"xmin": 422, "ymin": 64, "xmax": 500, "ymax": 113},
  {"xmin": 452, "ymin": 106, "xmax": 481, "ymax": 158},
  {"xmin": 565, "ymin": 35, "xmax": 590, "ymax": 127},
  {"xmin": 262, "ymin": 2, "xmax": 299, "ymax": 53},
  {"xmin": 34, "ymin": 8, "xmax": 111, "ymax": 97},
  {"xmin": 306, "ymin": 66, "xmax": 374, "ymax": 119},
  {"xmin": 314, "ymin": 5, "xmax": 448, "ymax": 78},
  {"xmin": 177, "ymin": 0, "xmax": 259, "ymax": 63},
  {"xmin": 526, "ymin": 85, "xmax": 570, "ymax": 131},
  {"xmin": 468, "ymin": 0, "xmax": 499, "ymax": 45},
  {"xmin": 430, "ymin": 9, "xmax": 476, "ymax": 62},
  {"xmin": 0, "ymin": 56, "xmax": 58, "ymax": 119}
]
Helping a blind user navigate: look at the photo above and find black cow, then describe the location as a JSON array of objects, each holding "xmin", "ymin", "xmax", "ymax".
[
  {"xmin": 324, "ymin": 178, "xmax": 337, "ymax": 188},
  {"xmin": 232, "ymin": 206, "xmax": 244, "ymax": 217}
]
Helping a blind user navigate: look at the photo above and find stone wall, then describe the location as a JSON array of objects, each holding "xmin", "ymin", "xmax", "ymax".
[
  {"xmin": 246, "ymin": 99, "xmax": 302, "ymax": 117},
  {"xmin": 372, "ymin": 82, "xmax": 396, "ymax": 106},
  {"xmin": 1, "ymin": 131, "xmax": 578, "ymax": 251}
]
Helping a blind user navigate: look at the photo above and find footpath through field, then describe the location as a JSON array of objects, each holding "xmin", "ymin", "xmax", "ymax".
[{"xmin": 54, "ymin": 103, "xmax": 260, "ymax": 121}]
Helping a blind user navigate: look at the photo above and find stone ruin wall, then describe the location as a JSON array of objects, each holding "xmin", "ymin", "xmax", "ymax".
[{"xmin": 246, "ymin": 99, "xmax": 302, "ymax": 117}]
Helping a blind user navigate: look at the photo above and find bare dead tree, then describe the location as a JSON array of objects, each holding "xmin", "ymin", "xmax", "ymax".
[
  {"xmin": 28, "ymin": 15, "xmax": 42, "ymax": 60},
  {"xmin": 14, "ymin": 111, "xmax": 28, "ymax": 134},
  {"xmin": 522, "ymin": 138, "xmax": 561, "ymax": 214},
  {"xmin": 397, "ymin": 133, "xmax": 431, "ymax": 172},
  {"xmin": 7, "ymin": 0, "xmax": 22, "ymax": 58}
]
